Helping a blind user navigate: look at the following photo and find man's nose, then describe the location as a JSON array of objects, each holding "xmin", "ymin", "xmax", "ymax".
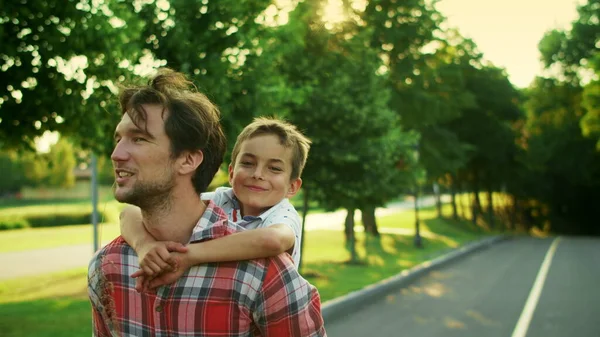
[{"xmin": 111, "ymin": 140, "xmax": 129, "ymax": 162}]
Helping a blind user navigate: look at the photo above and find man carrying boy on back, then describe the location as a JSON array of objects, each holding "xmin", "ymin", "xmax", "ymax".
[{"xmin": 88, "ymin": 68, "xmax": 326, "ymax": 336}]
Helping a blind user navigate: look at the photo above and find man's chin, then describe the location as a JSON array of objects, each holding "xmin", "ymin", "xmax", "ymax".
[{"xmin": 113, "ymin": 189, "xmax": 133, "ymax": 204}]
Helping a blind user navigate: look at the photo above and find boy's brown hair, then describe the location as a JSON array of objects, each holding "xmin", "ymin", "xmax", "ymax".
[{"xmin": 231, "ymin": 117, "xmax": 311, "ymax": 180}]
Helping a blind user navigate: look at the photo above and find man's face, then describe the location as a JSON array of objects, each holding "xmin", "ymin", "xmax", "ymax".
[
  {"xmin": 111, "ymin": 104, "xmax": 176, "ymax": 208},
  {"xmin": 229, "ymin": 134, "xmax": 301, "ymax": 217}
]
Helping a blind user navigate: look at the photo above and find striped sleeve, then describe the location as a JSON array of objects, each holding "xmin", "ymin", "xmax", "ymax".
[{"xmin": 263, "ymin": 201, "xmax": 303, "ymax": 266}]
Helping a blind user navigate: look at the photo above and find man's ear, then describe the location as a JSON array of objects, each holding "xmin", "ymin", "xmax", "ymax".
[
  {"xmin": 286, "ymin": 178, "xmax": 302, "ymax": 198},
  {"xmin": 178, "ymin": 150, "xmax": 203, "ymax": 175}
]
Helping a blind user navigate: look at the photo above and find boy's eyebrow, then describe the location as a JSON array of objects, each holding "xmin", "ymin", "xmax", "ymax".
[{"xmin": 240, "ymin": 153, "xmax": 286, "ymax": 165}]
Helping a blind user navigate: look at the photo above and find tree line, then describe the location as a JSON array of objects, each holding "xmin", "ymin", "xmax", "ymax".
[{"xmin": 1, "ymin": 0, "xmax": 598, "ymax": 237}]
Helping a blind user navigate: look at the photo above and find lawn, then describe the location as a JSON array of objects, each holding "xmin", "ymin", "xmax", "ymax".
[{"xmin": 0, "ymin": 204, "xmax": 493, "ymax": 337}]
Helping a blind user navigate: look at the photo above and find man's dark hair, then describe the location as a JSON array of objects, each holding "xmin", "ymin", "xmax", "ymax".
[{"xmin": 118, "ymin": 68, "xmax": 226, "ymax": 194}]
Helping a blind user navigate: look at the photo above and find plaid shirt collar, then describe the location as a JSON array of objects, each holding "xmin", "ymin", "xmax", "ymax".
[{"xmin": 188, "ymin": 200, "xmax": 238, "ymax": 243}]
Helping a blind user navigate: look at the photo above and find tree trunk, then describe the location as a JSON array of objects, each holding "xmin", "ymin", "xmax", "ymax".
[
  {"xmin": 414, "ymin": 189, "xmax": 423, "ymax": 248},
  {"xmin": 471, "ymin": 172, "xmax": 482, "ymax": 225},
  {"xmin": 344, "ymin": 208, "xmax": 358, "ymax": 262},
  {"xmin": 450, "ymin": 174, "xmax": 459, "ymax": 221},
  {"xmin": 434, "ymin": 183, "xmax": 443, "ymax": 218},
  {"xmin": 471, "ymin": 191, "xmax": 479, "ymax": 225},
  {"xmin": 298, "ymin": 189, "xmax": 310, "ymax": 273},
  {"xmin": 486, "ymin": 187, "xmax": 495, "ymax": 229},
  {"xmin": 510, "ymin": 194, "xmax": 518, "ymax": 231},
  {"xmin": 458, "ymin": 179, "xmax": 468, "ymax": 219},
  {"xmin": 361, "ymin": 206, "xmax": 380, "ymax": 237}
]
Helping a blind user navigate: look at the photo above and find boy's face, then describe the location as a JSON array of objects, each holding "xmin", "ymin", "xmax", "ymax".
[{"xmin": 229, "ymin": 134, "xmax": 301, "ymax": 217}]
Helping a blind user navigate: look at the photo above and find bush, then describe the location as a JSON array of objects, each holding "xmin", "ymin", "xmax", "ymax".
[
  {"xmin": 0, "ymin": 218, "xmax": 30, "ymax": 230},
  {"xmin": 0, "ymin": 210, "xmax": 110, "ymax": 230}
]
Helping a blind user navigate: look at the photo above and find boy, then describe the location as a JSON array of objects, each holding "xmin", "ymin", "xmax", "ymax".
[{"xmin": 120, "ymin": 117, "xmax": 311, "ymax": 290}]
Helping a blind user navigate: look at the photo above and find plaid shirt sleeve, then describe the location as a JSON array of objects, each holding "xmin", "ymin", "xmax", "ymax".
[
  {"xmin": 253, "ymin": 256, "xmax": 327, "ymax": 337},
  {"xmin": 88, "ymin": 249, "xmax": 113, "ymax": 337}
]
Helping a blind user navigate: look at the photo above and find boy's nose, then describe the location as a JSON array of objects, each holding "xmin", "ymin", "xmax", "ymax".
[{"xmin": 252, "ymin": 168, "xmax": 265, "ymax": 180}]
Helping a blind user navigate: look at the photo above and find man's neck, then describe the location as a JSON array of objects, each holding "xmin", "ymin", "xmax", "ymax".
[{"xmin": 141, "ymin": 189, "xmax": 206, "ymax": 244}]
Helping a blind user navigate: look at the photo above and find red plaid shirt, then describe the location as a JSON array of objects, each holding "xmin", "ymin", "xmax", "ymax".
[{"xmin": 88, "ymin": 201, "xmax": 327, "ymax": 337}]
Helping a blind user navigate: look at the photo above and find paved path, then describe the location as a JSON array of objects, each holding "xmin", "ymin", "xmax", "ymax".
[
  {"xmin": 1, "ymin": 196, "xmax": 449, "ymax": 280},
  {"xmin": 324, "ymin": 236, "xmax": 600, "ymax": 337}
]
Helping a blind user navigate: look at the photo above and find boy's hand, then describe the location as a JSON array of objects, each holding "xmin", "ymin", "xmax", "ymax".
[
  {"xmin": 146, "ymin": 252, "xmax": 190, "ymax": 290},
  {"xmin": 136, "ymin": 241, "xmax": 188, "ymax": 276},
  {"xmin": 132, "ymin": 252, "xmax": 190, "ymax": 292}
]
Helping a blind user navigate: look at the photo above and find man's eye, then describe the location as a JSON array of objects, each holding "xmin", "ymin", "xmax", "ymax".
[{"xmin": 133, "ymin": 137, "xmax": 146, "ymax": 143}]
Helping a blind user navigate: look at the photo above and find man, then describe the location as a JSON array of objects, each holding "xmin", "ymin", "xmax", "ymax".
[{"xmin": 88, "ymin": 68, "xmax": 327, "ymax": 336}]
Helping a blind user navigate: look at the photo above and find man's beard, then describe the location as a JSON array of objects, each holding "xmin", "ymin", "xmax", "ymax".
[{"xmin": 114, "ymin": 171, "xmax": 176, "ymax": 211}]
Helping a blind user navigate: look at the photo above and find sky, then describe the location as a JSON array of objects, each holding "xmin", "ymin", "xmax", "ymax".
[{"xmin": 436, "ymin": 0, "xmax": 583, "ymax": 88}]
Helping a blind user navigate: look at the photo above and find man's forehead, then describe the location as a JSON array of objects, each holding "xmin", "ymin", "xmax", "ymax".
[{"xmin": 115, "ymin": 105, "xmax": 165, "ymax": 134}]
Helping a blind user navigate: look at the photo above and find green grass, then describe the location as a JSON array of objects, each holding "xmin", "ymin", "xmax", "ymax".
[
  {"xmin": 0, "ymin": 206, "xmax": 491, "ymax": 337},
  {"xmin": 0, "ymin": 223, "xmax": 121, "ymax": 253}
]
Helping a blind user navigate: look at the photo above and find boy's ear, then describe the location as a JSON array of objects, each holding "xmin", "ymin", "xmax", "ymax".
[
  {"xmin": 178, "ymin": 150, "xmax": 203, "ymax": 175},
  {"xmin": 228, "ymin": 164, "xmax": 234, "ymax": 185},
  {"xmin": 286, "ymin": 178, "xmax": 302, "ymax": 198}
]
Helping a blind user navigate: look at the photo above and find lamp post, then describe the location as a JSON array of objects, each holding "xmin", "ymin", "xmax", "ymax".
[{"xmin": 91, "ymin": 153, "xmax": 99, "ymax": 252}]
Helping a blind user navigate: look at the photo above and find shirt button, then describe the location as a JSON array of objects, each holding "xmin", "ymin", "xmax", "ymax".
[{"xmin": 156, "ymin": 305, "xmax": 163, "ymax": 312}]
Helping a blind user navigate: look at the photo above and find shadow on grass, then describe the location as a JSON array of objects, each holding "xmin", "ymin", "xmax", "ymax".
[
  {"xmin": 302, "ymin": 232, "xmax": 469, "ymax": 303},
  {"xmin": 0, "ymin": 298, "xmax": 91, "ymax": 337}
]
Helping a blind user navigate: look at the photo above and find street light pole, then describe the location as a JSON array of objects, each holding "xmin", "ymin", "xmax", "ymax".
[{"xmin": 91, "ymin": 153, "xmax": 99, "ymax": 252}]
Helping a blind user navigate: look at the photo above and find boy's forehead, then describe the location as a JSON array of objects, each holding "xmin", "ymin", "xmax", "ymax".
[{"xmin": 240, "ymin": 134, "xmax": 293, "ymax": 161}]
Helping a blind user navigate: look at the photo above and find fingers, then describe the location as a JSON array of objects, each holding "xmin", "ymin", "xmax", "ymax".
[
  {"xmin": 134, "ymin": 275, "xmax": 145, "ymax": 293},
  {"xmin": 140, "ymin": 260, "xmax": 164, "ymax": 276},
  {"xmin": 165, "ymin": 242, "xmax": 189, "ymax": 254}
]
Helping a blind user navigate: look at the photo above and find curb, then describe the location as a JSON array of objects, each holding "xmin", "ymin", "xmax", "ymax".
[{"xmin": 321, "ymin": 235, "xmax": 510, "ymax": 323}]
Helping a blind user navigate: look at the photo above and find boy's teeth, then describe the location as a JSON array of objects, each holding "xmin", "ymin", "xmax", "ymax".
[{"xmin": 119, "ymin": 172, "xmax": 132, "ymax": 177}]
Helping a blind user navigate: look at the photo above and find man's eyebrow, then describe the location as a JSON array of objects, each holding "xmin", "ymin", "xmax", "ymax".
[{"xmin": 114, "ymin": 125, "xmax": 156, "ymax": 140}]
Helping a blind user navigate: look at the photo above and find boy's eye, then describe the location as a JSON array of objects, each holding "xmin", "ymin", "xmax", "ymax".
[
  {"xmin": 270, "ymin": 166, "xmax": 283, "ymax": 172},
  {"xmin": 240, "ymin": 161, "xmax": 253, "ymax": 166}
]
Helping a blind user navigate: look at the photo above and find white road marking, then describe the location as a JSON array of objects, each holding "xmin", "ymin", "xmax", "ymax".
[{"xmin": 511, "ymin": 237, "xmax": 561, "ymax": 337}]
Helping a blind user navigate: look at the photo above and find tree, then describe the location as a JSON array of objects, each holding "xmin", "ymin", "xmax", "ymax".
[
  {"xmin": 18, "ymin": 137, "xmax": 77, "ymax": 188},
  {"xmin": 519, "ymin": 77, "xmax": 600, "ymax": 235},
  {"xmin": 0, "ymin": 151, "xmax": 27, "ymax": 195},
  {"xmin": 538, "ymin": 0, "xmax": 600, "ymax": 148},
  {"xmin": 0, "ymin": 0, "xmax": 149, "ymax": 153},
  {"xmin": 133, "ymin": 0, "xmax": 277, "ymax": 153},
  {"xmin": 267, "ymin": 0, "xmax": 415, "ymax": 262}
]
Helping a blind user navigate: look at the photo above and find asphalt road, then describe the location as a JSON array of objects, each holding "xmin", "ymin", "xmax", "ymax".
[{"xmin": 324, "ymin": 236, "xmax": 600, "ymax": 337}]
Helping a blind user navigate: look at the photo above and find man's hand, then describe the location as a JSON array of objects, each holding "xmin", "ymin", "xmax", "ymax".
[
  {"xmin": 136, "ymin": 241, "xmax": 188, "ymax": 276},
  {"xmin": 132, "ymin": 251, "xmax": 190, "ymax": 292}
]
